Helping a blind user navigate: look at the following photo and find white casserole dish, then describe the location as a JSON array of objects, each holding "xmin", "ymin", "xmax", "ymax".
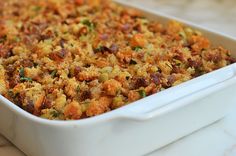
[{"xmin": 1, "ymin": 1, "xmax": 236, "ymax": 156}]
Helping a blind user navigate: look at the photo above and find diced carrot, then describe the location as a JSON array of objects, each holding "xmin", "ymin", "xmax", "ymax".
[
  {"xmin": 103, "ymin": 79, "xmax": 122, "ymax": 96},
  {"xmin": 95, "ymin": 59, "xmax": 109, "ymax": 68},
  {"xmin": 116, "ymin": 50, "xmax": 133, "ymax": 63},
  {"xmin": 64, "ymin": 101, "xmax": 82, "ymax": 119},
  {"xmin": 35, "ymin": 94, "xmax": 45, "ymax": 111},
  {"xmin": 75, "ymin": 0, "xmax": 84, "ymax": 5},
  {"xmin": 130, "ymin": 34, "xmax": 147, "ymax": 47},
  {"xmin": 190, "ymin": 35, "xmax": 210, "ymax": 53}
]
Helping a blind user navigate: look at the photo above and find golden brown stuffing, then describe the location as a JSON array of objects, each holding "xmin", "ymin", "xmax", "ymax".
[
  {"xmin": 64, "ymin": 101, "xmax": 82, "ymax": 119},
  {"xmin": 103, "ymin": 79, "xmax": 122, "ymax": 96},
  {"xmin": 86, "ymin": 96, "xmax": 112, "ymax": 117},
  {"xmin": 0, "ymin": 0, "xmax": 235, "ymax": 120}
]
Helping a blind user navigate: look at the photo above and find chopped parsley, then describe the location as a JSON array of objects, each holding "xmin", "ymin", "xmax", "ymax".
[
  {"xmin": 94, "ymin": 46, "xmax": 104, "ymax": 52},
  {"xmin": 51, "ymin": 110, "xmax": 60, "ymax": 118},
  {"xmin": 0, "ymin": 35, "xmax": 7, "ymax": 43},
  {"xmin": 50, "ymin": 70, "xmax": 57, "ymax": 78},
  {"xmin": 19, "ymin": 67, "xmax": 25, "ymax": 77},
  {"xmin": 173, "ymin": 59, "xmax": 182, "ymax": 66},
  {"xmin": 19, "ymin": 67, "xmax": 32, "ymax": 82},
  {"xmin": 13, "ymin": 36, "xmax": 21, "ymax": 42},
  {"xmin": 94, "ymin": 45, "xmax": 109, "ymax": 53},
  {"xmin": 32, "ymin": 6, "xmax": 42, "ymax": 12},
  {"xmin": 138, "ymin": 90, "xmax": 146, "ymax": 98},
  {"xmin": 132, "ymin": 46, "xmax": 142, "ymax": 52},
  {"xmin": 76, "ymin": 85, "xmax": 80, "ymax": 92},
  {"xmin": 20, "ymin": 77, "xmax": 33, "ymax": 82},
  {"xmin": 7, "ymin": 90, "xmax": 15, "ymax": 98},
  {"xmin": 179, "ymin": 31, "xmax": 186, "ymax": 39},
  {"xmin": 81, "ymin": 19, "xmax": 95, "ymax": 31}
]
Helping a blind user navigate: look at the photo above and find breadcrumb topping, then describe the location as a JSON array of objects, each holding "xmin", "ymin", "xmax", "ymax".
[{"xmin": 0, "ymin": 0, "xmax": 235, "ymax": 120}]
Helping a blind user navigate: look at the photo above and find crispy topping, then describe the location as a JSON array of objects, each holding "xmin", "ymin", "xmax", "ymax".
[
  {"xmin": 134, "ymin": 77, "xmax": 148, "ymax": 89},
  {"xmin": 80, "ymin": 90, "xmax": 91, "ymax": 101},
  {"xmin": 0, "ymin": 0, "xmax": 234, "ymax": 120},
  {"xmin": 150, "ymin": 73, "xmax": 162, "ymax": 85}
]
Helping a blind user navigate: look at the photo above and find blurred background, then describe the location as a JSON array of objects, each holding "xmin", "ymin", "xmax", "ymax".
[{"xmin": 123, "ymin": 0, "xmax": 236, "ymax": 37}]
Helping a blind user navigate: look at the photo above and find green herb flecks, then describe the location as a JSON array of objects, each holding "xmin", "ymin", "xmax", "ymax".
[
  {"xmin": 19, "ymin": 67, "xmax": 32, "ymax": 82},
  {"xmin": 19, "ymin": 67, "xmax": 25, "ymax": 77},
  {"xmin": 76, "ymin": 85, "xmax": 80, "ymax": 92},
  {"xmin": 0, "ymin": 35, "xmax": 7, "ymax": 43},
  {"xmin": 20, "ymin": 77, "xmax": 33, "ymax": 82},
  {"xmin": 132, "ymin": 46, "xmax": 142, "ymax": 52},
  {"xmin": 7, "ymin": 89, "xmax": 15, "ymax": 98},
  {"xmin": 138, "ymin": 90, "xmax": 146, "ymax": 98},
  {"xmin": 94, "ymin": 45, "xmax": 109, "ymax": 53},
  {"xmin": 173, "ymin": 59, "xmax": 182, "ymax": 66},
  {"xmin": 94, "ymin": 46, "xmax": 103, "ymax": 52},
  {"xmin": 13, "ymin": 36, "xmax": 21, "ymax": 42},
  {"xmin": 50, "ymin": 70, "xmax": 57, "ymax": 78},
  {"xmin": 81, "ymin": 19, "xmax": 95, "ymax": 31},
  {"xmin": 51, "ymin": 110, "xmax": 60, "ymax": 118},
  {"xmin": 32, "ymin": 6, "xmax": 42, "ymax": 12}
]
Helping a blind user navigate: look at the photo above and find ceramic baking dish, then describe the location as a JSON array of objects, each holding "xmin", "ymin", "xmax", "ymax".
[{"xmin": 1, "ymin": 1, "xmax": 236, "ymax": 156}]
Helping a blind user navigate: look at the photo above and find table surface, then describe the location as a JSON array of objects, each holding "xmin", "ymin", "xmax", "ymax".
[{"xmin": 1, "ymin": 0, "xmax": 236, "ymax": 156}]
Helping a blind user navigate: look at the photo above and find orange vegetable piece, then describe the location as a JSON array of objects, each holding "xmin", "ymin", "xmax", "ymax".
[
  {"xmin": 64, "ymin": 101, "xmax": 82, "ymax": 119},
  {"xmin": 75, "ymin": 0, "xmax": 84, "ymax": 5},
  {"xmin": 130, "ymin": 34, "xmax": 147, "ymax": 47}
]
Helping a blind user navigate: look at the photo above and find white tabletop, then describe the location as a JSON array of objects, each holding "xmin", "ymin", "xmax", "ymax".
[
  {"xmin": 148, "ymin": 111, "xmax": 236, "ymax": 156},
  {"xmin": 0, "ymin": 0, "xmax": 236, "ymax": 155}
]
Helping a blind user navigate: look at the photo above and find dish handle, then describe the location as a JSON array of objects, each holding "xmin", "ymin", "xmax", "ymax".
[{"xmin": 116, "ymin": 64, "xmax": 236, "ymax": 121}]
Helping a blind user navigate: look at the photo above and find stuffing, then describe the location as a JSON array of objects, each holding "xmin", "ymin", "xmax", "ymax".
[{"xmin": 0, "ymin": 0, "xmax": 234, "ymax": 120}]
